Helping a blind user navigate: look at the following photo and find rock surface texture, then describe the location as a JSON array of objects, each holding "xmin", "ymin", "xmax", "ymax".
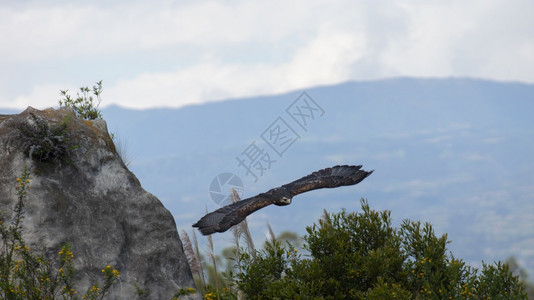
[{"xmin": 0, "ymin": 107, "xmax": 196, "ymax": 299}]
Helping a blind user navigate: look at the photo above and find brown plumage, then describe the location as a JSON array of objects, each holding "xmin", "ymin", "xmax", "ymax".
[{"xmin": 193, "ymin": 165, "xmax": 373, "ymax": 235}]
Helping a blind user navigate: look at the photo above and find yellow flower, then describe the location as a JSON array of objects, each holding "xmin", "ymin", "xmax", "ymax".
[{"xmin": 112, "ymin": 269, "xmax": 120, "ymax": 278}]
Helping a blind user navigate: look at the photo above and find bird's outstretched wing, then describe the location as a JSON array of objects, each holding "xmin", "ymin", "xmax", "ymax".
[
  {"xmin": 193, "ymin": 165, "xmax": 373, "ymax": 235},
  {"xmin": 282, "ymin": 165, "xmax": 373, "ymax": 196},
  {"xmin": 193, "ymin": 196, "xmax": 272, "ymax": 235}
]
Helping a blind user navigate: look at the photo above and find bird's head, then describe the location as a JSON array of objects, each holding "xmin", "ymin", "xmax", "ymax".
[{"xmin": 270, "ymin": 188, "xmax": 293, "ymax": 206}]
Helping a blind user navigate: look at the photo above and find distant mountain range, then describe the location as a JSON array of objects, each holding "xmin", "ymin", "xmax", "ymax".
[{"xmin": 3, "ymin": 77, "xmax": 534, "ymax": 276}]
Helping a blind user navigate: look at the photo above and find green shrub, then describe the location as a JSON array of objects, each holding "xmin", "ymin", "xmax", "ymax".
[
  {"xmin": 475, "ymin": 261, "xmax": 526, "ymax": 299},
  {"xmin": 228, "ymin": 199, "xmax": 527, "ymax": 299},
  {"xmin": 59, "ymin": 81, "xmax": 103, "ymax": 120}
]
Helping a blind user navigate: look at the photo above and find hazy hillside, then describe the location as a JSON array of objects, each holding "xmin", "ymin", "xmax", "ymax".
[
  {"xmin": 102, "ymin": 77, "xmax": 534, "ymax": 277},
  {"xmin": 3, "ymin": 77, "xmax": 533, "ymax": 277}
]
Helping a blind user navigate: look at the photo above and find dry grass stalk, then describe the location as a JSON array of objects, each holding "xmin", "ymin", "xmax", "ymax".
[
  {"xmin": 229, "ymin": 188, "xmax": 256, "ymax": 258},
  {"xmin": 181, "ymin": 230, "xmax": 200, "ymax": 276}
]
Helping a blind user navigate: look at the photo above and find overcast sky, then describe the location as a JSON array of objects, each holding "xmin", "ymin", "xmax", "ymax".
[{"xmin": 1, "ymin": 0, "xmax": 533, "ymax": 110}]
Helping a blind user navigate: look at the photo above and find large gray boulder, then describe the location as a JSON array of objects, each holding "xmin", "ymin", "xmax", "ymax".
[{"xmin": 0, "ymin": 107, "xmax": 196, "ymax": 299}]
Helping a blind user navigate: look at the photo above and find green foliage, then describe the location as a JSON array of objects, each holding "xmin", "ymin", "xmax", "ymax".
[
  {"xmin": 172, "ymin": 286, "xmax": 196, "ymax": 299},
  {"xmin": 365, "ymin": 279, "xmax": 412, "ymax": 299},
  {"xmin": 134, "ymin": 283, "xmax": 149, "ymax": 297},
  {"xmin": 0, "ymin": 168, "xmax": 119, "ymax": 299},
  {"xmin": 59, "ymin": 81, "xmax": 103, "ymax": 120},
  {"xmin": 305, "ymin": 203, "xmax": 407, "ymax": 297},
  {"xmin": 13, "ymin": 112, "xmax": 72, "ymax": 164},
  {"xmin": 234, "ymin": 240, "xmax": 291, "ymax": 298},
  {"xmin": 226, "ymin": 199, "xmax": 527, "ymax": 299},
  {"xmin": 475, "ymin": 261, "xmax": 526, "ymax": 299}
]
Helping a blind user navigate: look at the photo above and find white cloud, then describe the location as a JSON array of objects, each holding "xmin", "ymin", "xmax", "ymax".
[
  {"xmin": 285, "ymin": 29, "xmax": 367, "ymax": 87},
  {"xmin": 380, "ymin": 0, "xmax": 534, "ymax": 80},
  {"xmin": 1, "ymin": 0, "xmax": 533, "ymax": 109},
  {"xmin": 104, "ymin": 30, "xmax": 367, "ymax": 109},
  {"xmin": 0, "ymin": 1, "xmax": 329, "ymax": 62},
  {"xmin": 8, "ymin": 83, "xmax": 65, "ymax": 109},
  {"xmin": 380, "ymin": 1, "xmax": 479, "ymax": 76}
]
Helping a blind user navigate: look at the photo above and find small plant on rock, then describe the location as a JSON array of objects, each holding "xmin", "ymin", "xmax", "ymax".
[
  {"xmin": 0, "ymin": 168, "xmax": 120, "ymax": 299},
  {"xmin": 59, "ymin": 80, "xmax": 103, "ymax": 120},
  {"xmin": 14, "ymin": 112, "xmax": 71, "ymax": 164}
]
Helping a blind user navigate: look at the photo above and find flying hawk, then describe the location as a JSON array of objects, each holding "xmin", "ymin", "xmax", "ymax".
[{"xmin": 193, "ymin": 165, "xmax": 373, "ymax": 235}]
